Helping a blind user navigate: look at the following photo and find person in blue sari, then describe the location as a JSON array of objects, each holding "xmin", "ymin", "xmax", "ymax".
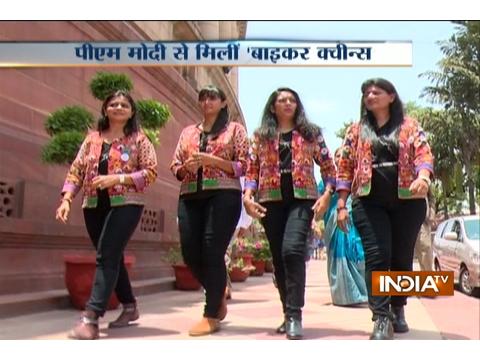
[{"xmin": 318, "ymin": 149, "xmax": 367, "ymax": 306}]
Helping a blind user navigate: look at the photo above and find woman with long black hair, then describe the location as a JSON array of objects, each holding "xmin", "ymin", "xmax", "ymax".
[
  {"xmin": 243, "ymin": 87, "xmax": 336, "ymax": 339},
  {"xmin": 336, "ymin": 78, "xmax": 434, "ymax": 340}
]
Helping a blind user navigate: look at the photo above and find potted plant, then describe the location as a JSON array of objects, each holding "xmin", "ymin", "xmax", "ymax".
[
  {"xmin": 64, "ymin": 254, "xmax": 136, "ymax": 310},
  {"xmin": 165, "ymin": 244, "xmax": 201, "ymax": 291},
  {"xmin": 228, "ymin": 257, "xmax": 250, "ymax": 283},
  {"xmin": 89, "ymin": 71, "xmax": 133, "ymax": 100},
  {"xmin": 231, "ymin": 237, "xmax": 254, "ymax": 270},
  {"xmin": 247, "ymin": 237, "xmax": 271, "ymax": 276},
  {"xmin": 42, "ymin": 106, "xmax": 94, "ymax": 164}
]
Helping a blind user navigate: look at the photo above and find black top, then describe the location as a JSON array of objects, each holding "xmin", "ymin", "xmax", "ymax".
[
  {"xmin": 279, "ymin": 131, "xmax": 294, "ymax": 201},
  {"xmin": 369, "ymin": 121, "xmax": 399, "ymax": 200},
  {"xmin": 97, "ymin": 141, "xmax": 111, "ymax": 206},
  {"xmin": 196, "ymin": 130, "xmax": 210, "ymax": 190},
  {"xmin": 371, "ymin": 120, "xmax": 399, "ymax": 164},
  {"xmin": 279, "ymin": 130, "xmax": 293, "ymax": 170}
]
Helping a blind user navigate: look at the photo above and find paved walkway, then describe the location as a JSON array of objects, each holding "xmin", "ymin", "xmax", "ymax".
[{"xmin": 0, "ymin": 260, "xmax": 446, "ymax": 340}]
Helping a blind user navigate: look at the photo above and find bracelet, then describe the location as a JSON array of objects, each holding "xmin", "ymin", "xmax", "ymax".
[
  {"xmin": 336, "ymin": 206, "xmax": 347, "ymax": 212},
  {"xmin": 418, "ymin": 175, "xmax": 431, "ymax": 187},
  {"xmin": 119, "ymin": 174, "xmax": 126, "ymax": 184},
  {"xmin": 327, "ymin": 187, "xmax": 335, "ymax": 195},
  {"xmin": 62, "ymin": 198, "xmax": 72, "ymax": 205}
]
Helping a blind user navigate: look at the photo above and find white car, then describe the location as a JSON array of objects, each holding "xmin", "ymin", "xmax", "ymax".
[{"xmin": 433, "ymin": 215, "xmax": 480, "ymax": 297}]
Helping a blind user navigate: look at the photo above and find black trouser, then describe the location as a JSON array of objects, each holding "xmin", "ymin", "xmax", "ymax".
[
  {"xmin": 261, "ymin": 198, "xmax": 315, "ymax": 319},
  {"xmin": 83, "ymin": 202, "xmax": 143, "ymax": 317},
  {"xmin": 352, "ymin": 196, "xmax": 426, "ymax": 320},
  {"xmin": 177, "ymin": 190, "xmax": 241, "ymax": 318}
]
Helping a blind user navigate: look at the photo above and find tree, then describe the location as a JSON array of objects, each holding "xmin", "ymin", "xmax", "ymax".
[
  {"xmin": 405, "ymin": 102, "xmax": 465, "ymax": 216},
  {"xmin": 421, "ymin": 21, "xmax": 480, "ymax": 214},
  {"xmin": 335, "ymin": 120, "xmax": 353, "ymax": 140}
]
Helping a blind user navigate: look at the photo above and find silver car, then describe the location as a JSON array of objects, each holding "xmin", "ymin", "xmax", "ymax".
[{"xmin": 433, "ymin": 215, "xmax": 480, "ymax": 297}]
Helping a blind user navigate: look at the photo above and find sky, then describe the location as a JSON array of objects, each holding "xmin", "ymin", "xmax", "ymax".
[{"xmin": 238, "ymin": 21, "xmax": 458, "ymax": 155}]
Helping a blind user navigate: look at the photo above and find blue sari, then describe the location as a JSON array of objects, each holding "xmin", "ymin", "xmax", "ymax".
[{"xmin": 318, "ymin": 180, "xmax": 367, "ymax": 306}]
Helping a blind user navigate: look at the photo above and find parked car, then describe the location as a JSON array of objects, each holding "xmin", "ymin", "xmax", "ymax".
[{"xmin": 433, "ymin": 215, "xmax": 480, "ymax": 297}]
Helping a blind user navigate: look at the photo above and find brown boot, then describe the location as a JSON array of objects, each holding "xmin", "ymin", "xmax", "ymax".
[
  {"xmin": 108, "ymin": 303, "xmax": 139, "ymax": 328},
  {"xmin": 68, "ymin": 311, "xmax": 99, "ymax": 340},
  {"xmin": 217, "ymin": 295, "xmax": 228, "ymax": 321},
  {"xmin": 188, "ymin": 317, "xmax": 220, "ymax": 336}
]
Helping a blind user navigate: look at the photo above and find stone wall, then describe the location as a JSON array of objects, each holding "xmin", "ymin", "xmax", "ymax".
[{"xmin": 0, "ymin": 21, "xmax": 246, "ymax": 294}]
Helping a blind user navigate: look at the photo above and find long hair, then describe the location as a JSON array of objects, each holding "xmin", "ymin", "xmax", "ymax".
[
  {"xmin": 359, "ymin": 78, "xmax": 404, "ymax": 145},
  {"xmin": 98, "ymin": 90, "xmax": 139, "ymax": 137},
  {"xmin": 255, "ymin": 87, "xmax": 321, "ymax": 142},
  {"xmin": 198, "ymin": 85, "xmax": 229, "ymax": 138}
]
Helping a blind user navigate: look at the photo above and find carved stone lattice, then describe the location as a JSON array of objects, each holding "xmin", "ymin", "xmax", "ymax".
[
  {"xmin": 140, "ymin": 208, "xmax": 164, "ymax": 233},
  {"xmin": 0, "ymin": 179, "xmax": 23, "ymax": 218}
]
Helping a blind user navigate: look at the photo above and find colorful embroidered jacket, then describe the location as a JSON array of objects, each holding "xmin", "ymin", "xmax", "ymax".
[
  {"xmin": 170, "ymin": 121, "xmax": 248, "ymax": 196},
  {"xmin": 245, "ymin": 130, "xmax": 336, "ymax": 203},
  {"xmin": 62, "ymin": 131, "xmax": 157, "ymax": 208},
  {"xmin": 336, "ymin": 117, "xmax": 434, "ymax": 199}
]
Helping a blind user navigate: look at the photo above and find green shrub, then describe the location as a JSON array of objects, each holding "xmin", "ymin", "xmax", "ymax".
[
  {"xmin": 41, "ymin": 131, "xmax": 85, "ymax": 165},
  {"xmin": 44, "ymin": 106, "xmax": 94, "ymax": 136},
  {"xmin": 164, "ymin": 243, "xmax": 185, "ymax": 265},
  {"xmin": 142, "ymin": 128, "xmax": 160, "ymax": 146},
  {"xmin": 136, "ymin": 99, "xmax": 171, "ymax": 129},
  {"xmin": 89, "ymin": 71, "xmax": 133, "ymax": 101}
]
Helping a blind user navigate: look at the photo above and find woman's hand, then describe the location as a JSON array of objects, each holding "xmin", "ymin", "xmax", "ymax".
[
  {"xmin": 184, "ymin": 157, "xmax": 201, "ymax": 173},
  {"xmin": 337, "ymin": 207, "xmax": 350, "ymax": 233},
  {"xmin": 243, "ymin": 195, "xmax": 267, "ymax": 219},
  {"xmin": 192, "ymin": 152, "xmax": 216, "ymax": 167},
  {"xmin": 55, "ymin": 200, "xmax": 71, "ymax": 223},
  {"xmin": 409, "ymin": 177, "xmax": 429, "ymax": 197},
  {"xmin": 91, "ymin": 174, "xmax": 120, "ymax": 190},
  {"xmin": 312, "ymin": 193, "xmax": 329, "ymax": 220}
]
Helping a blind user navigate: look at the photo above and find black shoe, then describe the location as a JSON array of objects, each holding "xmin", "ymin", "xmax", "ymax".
[
  {"xmin": 285, "ymin": 317, "xmax": 303, "ymax": 340},
  {"xmin": 275, "ymin": 321, "xmax": 286, "ymax": 334},
  {"xmin": 391, "ymin": 305, "xmax": 409, "ymax": 333},
  {"xmin": 369, "ymin": 316, "xmax": 394, "ymax": 340}
]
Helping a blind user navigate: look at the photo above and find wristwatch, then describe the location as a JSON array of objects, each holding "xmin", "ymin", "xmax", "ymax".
[
  {"xmin": 327, "ymin": 187, "xmax": 335, "ymax": 195},
  {"xmin": 119, "ymin": 174, "xmax": 125, "ymax": 184}
]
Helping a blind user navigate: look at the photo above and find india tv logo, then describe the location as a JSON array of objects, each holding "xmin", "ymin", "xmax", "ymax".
[{"xmin": 372, "ymin": 271, "xmax": 454, "ymax": 296}]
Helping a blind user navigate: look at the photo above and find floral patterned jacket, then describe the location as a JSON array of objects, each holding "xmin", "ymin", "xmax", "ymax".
[
  {"xmin": 336, "ymin": 117, "xmax": 434, "ymax": 199},
  {"xmin": 245, "ymin": 130, "xmax": 336, "ymax": 203},
  {"xmin": 62, "ymin": 131, "xmax": 157, "ymax": 208},
  {"xmin": 170, "ymin": 121, "xmax": 248, "ymax": 196}
]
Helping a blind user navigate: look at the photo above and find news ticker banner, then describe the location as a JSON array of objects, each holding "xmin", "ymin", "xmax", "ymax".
[{"xmin": 0, "ymin": 40, "xmax": 412, "ymax": 67}]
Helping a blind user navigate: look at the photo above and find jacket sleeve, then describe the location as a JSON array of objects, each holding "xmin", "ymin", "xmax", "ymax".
[
  {"xmin": 245, "ymin": 133, "xmax": 260, "ymax": 191},
  {"xmin": 336, "ymin": 123, "xmax": 359, "ymax": 192},
  {"xmin": 231, "ymin": 123, "xmax": 249, "ymax": 177},
  {"xmin": 313, "ymin": 133, "xmax": 336, "ymax": 189},
  {"xmin": 170, "ymin": 128, "xmax": 187, "ymax": 181},
  {"xmin": 411, "ymin": 120, "xmax": 434, "ymax": 178},
  {"xmin": 130, "ymin": 133, "xmax": 158, "ymax": 191},
  {"xmin": 61, "ymin": 134, "xmax": 90, "ymax": 197}
]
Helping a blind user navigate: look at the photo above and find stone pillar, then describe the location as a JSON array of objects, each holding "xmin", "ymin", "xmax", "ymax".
[
  {"xmin": 198, "ymin": 21, "xmax": 219, "ymax": 40},
  {"xmin": 219, "ymin": 21, "xmax": 232, "ymax": 40}
]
